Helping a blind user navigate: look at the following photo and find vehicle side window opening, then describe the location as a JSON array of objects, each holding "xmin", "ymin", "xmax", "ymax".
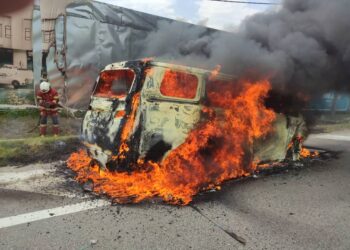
[
  {"xmin": 160, "ymin": 69, "xmax": 198, "ymax": 99},
  {"xmin": 205, "ymin": 77, "xmax": 239, "ymax": 107},
  {"xmin": 94, "ymin": 69, "xmax": 135, "ymax": 98}
]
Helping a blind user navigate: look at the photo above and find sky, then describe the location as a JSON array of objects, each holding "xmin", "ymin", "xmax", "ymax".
[{"xmin": 98, "ymin": 0, "xmax": 281, "ymax": 31}]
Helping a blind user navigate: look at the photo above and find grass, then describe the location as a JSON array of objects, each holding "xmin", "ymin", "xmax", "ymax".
[
  {"xmin": 0, "ymin": 109, "xmax": 39, "ymax": 118},
  {"xmin": 0, "ymin": 135, "xmax": 81, "ymax": 167},
  {"xmin": 0, "ymin": 108, "xmax": 83, "ymax": 166},
  {"xmin": 0, "ymin": 108, "xmax": 83, "ymax": 139},
  {"xmin": 0, "ymin": 106, "xmax": 83, "ymax": 125},
  {"xmin": 0, "ymin": 108, "xmax": 81, "ymax": 118},
  {"xmin": 0, "ymin": 109, "xmax": 81, "ymax": 167},
  {"xmin": 22, "ymin": 90, "xmax": 35, "ymax": 104},
  {"xmin": 0, "ymin": 87, "xmax": 35, "ymax": 105}
]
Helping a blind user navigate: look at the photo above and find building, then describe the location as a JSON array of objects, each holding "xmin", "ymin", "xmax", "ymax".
[
  {"xmin": 0, "ymin": 4, "xmax": 33, "ymax": 70},
  {"xmin": 0, "ymin": 0, "xmax": 71, "ymax": 75}
]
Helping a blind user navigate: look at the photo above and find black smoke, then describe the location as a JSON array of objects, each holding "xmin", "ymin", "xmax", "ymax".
[{"xmin": 139, "ymin": 0, "xmax": 350, "ymax": 97}]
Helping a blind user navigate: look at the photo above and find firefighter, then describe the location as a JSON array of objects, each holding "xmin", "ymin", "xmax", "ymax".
[{"xmin": 36, "ymin": 81, "xmax": 60, "ymax": 137}]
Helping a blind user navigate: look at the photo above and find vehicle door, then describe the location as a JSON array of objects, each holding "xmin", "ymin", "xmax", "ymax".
[
  {"xmin": 139, "ymin": 67, "xmax": 203, "ymax": 159},
  {"xmin": 82, "ymin": 68, "xmax": 137, "ymax": 156}
]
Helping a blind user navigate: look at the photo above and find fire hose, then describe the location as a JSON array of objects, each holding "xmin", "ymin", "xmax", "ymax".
[
  {"xmin": 26, "ymin": 101, "xmax": 83, "ymax": 134},
  {"xmin": 26, "ymin": 103, "xmax": 64, "ymax": 133}
]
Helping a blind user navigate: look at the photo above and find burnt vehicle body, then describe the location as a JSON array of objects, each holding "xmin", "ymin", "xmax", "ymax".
[{"xmin": 82, "ymin": 60, "xmax": 306, "ymax": 170}]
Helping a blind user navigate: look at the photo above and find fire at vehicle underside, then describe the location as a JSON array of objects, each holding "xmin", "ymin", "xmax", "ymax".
[{"xmin": 67, "ymin": 60, "xmax": 317, "ymax": 205}]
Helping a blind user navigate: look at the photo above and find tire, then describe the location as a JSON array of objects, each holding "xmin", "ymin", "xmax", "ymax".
[
  {"xmin": 286, "ymin": 135, "xmax": 303, "ymax": 161},
  {"xmin": 12, "ymin": 80, "xmax": 20, "ymax": 89}
]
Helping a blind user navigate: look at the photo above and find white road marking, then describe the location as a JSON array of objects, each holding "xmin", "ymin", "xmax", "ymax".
[
  {"xmin": 311, "ymin": 134, "xmax": 350, "ymax": 141},
  {"xmin": 0, "ymin": 199, "xmax": 110, "ymax": 229}
]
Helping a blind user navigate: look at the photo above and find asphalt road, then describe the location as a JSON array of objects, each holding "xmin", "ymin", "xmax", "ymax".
[{"xmin": 0, "ymin": 131, "xmax": 349, "ymax": 250}]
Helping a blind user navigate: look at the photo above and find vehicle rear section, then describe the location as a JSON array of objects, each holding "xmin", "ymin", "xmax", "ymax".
[
  {"xmin": 82, "ymin": 62, "xmax": 206, "ymax": 171},
  {"xmin": 82, "ymin": 62, "xmax": 143, "ymax": 168}
]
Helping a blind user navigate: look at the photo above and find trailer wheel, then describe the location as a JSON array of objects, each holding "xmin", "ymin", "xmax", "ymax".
[{"xmin": 12, "ymin": 80, "xmax": 20, "ymax": 89}]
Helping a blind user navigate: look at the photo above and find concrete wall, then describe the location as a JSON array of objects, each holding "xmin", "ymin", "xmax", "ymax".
[
  {"xmin": 0, "ymin": 16, "xmax": 12, "ymax": 48},
  {"xmin": 13, "ymin": 50, "xmax": 27, "ymax": 69},
  {"xmin": 0, "ymin": 4, "xmax": 33, "ymax": 70},
  {"xmin": 0, "ymin": 4, "xmax": 33, "ymax": 50}
]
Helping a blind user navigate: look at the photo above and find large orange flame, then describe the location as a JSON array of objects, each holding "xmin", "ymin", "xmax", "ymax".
[{"xmin": 68, "ymin": 80, "xmax": 276, "ymax": 205}]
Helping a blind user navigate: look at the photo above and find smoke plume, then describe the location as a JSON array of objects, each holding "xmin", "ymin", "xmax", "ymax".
[{"xmin": 140, "ymin": 0, "xmax": 350, "ymax": 97}]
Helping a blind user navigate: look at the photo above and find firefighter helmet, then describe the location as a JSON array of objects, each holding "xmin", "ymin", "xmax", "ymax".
[{"xmin": 40, "ymin": 81, "xmax": 50, "ymax": 93}]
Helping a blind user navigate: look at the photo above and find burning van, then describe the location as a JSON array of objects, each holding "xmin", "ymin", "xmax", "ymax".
[{"xmin": 82, "ymin": 59, "xmax": 306, "ymax": 171}]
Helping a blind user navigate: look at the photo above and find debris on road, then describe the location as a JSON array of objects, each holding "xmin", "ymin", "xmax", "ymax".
[
  {"xmin": 83, "ymin": 180, "xmax": 94, "ymax": 193},
  {"xmin": 90, "ymin": 239, "xmax": 98, "ymax": 245}
]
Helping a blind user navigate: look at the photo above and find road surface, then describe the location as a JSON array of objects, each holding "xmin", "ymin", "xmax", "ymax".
[{"xmin": 0, "ymin": 131, "xmax": 349, "ymax": 250}]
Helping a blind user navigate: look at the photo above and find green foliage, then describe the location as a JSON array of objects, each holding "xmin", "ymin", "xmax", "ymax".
[
  {"xmin": 0, "ymin": 136, "xmax": 80, "ymax": 166},
  {"xmin": 0, "ymin": 109, "xmax": 39, "ymax": 119}
]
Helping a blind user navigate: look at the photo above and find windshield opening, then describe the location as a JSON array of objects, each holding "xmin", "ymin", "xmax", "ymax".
[{"xmin": 94, "ymin": 69, "xmax": 135, "ymax": 98}]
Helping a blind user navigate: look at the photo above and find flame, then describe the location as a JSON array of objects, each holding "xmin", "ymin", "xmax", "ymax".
[
  {"xmin": 94, "ymin": 70, "xmax": 135, "ymax": 99},
  {"xmin": 160, "ymin": 69, "xmax": 198, "ymax": 99},
  {"xmin": 287, "ymin": 137, "xmax": 319, "ymax": 159},
  {"xmin": 112, "ymin": 93, "xmax": 140, "ymax": 162},
  {"xmin": 300, "ymin": 147, "xmax": 319, "ymax": 158},
  {"xmin": 209, "ymin": 65, "xmax": 222, "ymax": 80},
  {"xmin": 68, "ymin": 80, "xmax": 277, "ymax": 205},
  {"xmin": 115, "ymin": 110, "xmax": 126, "ymax": 118},
  {"xmin": 120, "ymin": 93, "xmax": 140, "ymax": 142}
]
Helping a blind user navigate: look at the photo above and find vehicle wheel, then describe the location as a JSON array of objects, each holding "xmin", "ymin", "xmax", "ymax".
[
  {"xmin": 286, "ymin": 136, "xmax": 303, "ymax": 161},
  {"xmin": 12, "ymin": 80, "xmax": 20, "ymax": 89}
]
